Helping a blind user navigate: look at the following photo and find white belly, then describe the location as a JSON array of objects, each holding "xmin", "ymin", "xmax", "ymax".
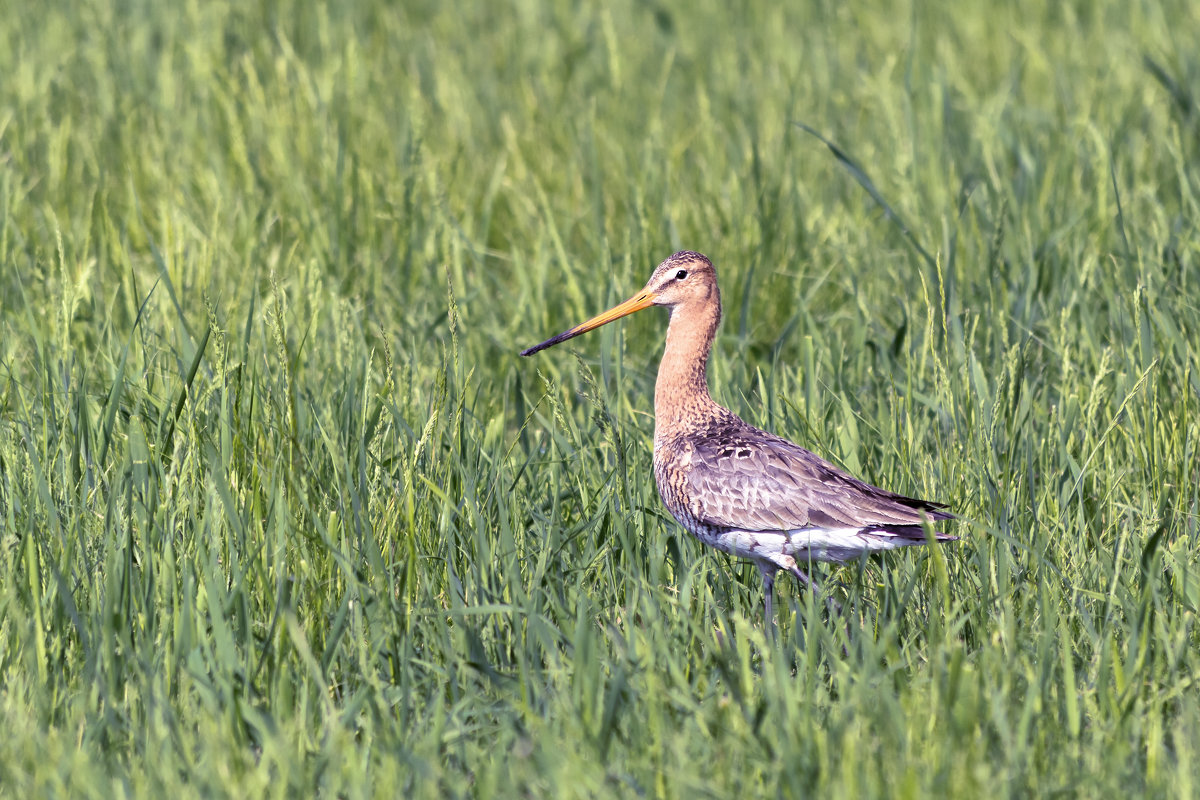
[{"xmin": 692, "ymin": 526, "xmax": 924, "ymax": 565}]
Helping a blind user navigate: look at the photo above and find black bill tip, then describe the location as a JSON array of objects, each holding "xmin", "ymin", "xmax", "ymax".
[{"xmin": 519, "ymin": 328, "xmax": 577, "ymax": 356}]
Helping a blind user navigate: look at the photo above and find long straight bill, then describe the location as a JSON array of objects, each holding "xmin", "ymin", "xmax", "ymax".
[{"xmin": 520, "ymin": 290, "xmax": 657, "ymax": 356}]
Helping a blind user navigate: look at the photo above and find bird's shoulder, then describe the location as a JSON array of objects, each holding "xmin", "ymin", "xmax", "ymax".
[{"xmin": 688, "ymin": 414, "xmax": 852, "ymax": 490}]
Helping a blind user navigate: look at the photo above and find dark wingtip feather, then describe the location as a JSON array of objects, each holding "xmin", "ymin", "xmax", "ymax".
[
  {"xmin": 893, "ymin": 494, "xmax": 954, "ymax": 521},
  {"xmin": 863, "ymin": 524, "xmax": 959, "ymax": 542}
]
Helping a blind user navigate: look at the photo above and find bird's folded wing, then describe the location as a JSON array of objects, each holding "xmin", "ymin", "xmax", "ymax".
[{"xmin": 682, "ymin": 431, "xmax": 947, "ymax": 533}]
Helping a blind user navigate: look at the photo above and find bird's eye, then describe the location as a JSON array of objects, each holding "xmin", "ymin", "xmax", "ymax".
[{"xmin": 675, "ymin": 269, "xmax": 688, "ymax": 280}]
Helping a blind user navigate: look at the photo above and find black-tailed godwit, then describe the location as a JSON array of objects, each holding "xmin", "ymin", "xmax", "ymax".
[{"xmin": 521, "ymin": 251, "xmax": 955, "ymax": 623}]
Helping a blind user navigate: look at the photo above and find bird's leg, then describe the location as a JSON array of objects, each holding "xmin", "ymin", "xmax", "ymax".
[
  {"xmin": 789, "ymin": 565, "xmax": 819, "ymax": 592},
  {"xmin": 791, "ymin": 566, "xmax": 851, "ymax": 652},
  {"xmin": 789, "ymin": 566, "xmax": 842, "ymax": 616},
  {"xmin": 756, "ymin": 562, "xmax": 778, "ymax": 639}
]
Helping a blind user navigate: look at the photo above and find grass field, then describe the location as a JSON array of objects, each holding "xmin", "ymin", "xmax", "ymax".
[{"xmin": 2, "ymin": 0, "xmax": 1199, "ymax": 795}]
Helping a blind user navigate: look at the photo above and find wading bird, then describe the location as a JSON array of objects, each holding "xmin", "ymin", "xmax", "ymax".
[{"xmin": 521, "ymin": 251, "xmax": 954, "ymax": 624}]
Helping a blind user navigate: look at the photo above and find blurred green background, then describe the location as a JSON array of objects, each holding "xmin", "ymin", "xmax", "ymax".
[{"xmin": 2, "ymin": 0, "xmax": 1198, "ymax": 796}]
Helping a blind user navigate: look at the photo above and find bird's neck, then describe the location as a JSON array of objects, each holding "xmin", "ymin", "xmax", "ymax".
[{"xmin": 654, "ymin": 298, "xmax": 722, "ymax": 444}]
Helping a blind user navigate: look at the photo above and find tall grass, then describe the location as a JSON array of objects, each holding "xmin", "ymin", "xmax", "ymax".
[{"xmin": 1, "ymin": 0, "xmax": 1198, "ymax": 795}]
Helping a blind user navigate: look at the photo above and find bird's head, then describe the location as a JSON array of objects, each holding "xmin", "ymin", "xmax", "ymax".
[{"xmin": 520, "ymin": 251, "xmax": 719, "ymax": 356}]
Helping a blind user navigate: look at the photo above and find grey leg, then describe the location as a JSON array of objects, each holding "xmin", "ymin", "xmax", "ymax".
[
  {"xmin": 788, "ymin": 565, "xmax": 842, "ymax": 616},
  {"xmin": 757, "ymin": 562, "xmax": 778, "ymax": 638},
  {"xmin": 790, "ymin": 566, "xmax": 820, "ymax": 592}
]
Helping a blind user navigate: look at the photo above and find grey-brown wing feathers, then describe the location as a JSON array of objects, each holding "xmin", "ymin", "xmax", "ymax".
[{"xmin": 676, "ymin": 420, "xmax": 953, "ymax": 536}]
